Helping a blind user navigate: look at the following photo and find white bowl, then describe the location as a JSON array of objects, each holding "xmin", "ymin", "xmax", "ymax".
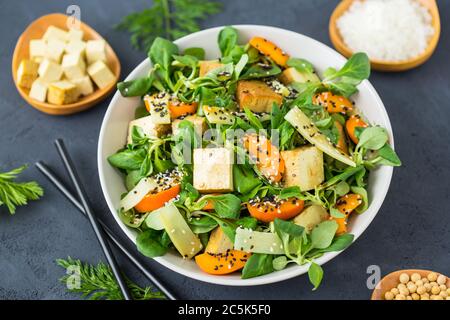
[{"xmin": 98, "ymin": 25, "xmax": 394, "ymax": 286}]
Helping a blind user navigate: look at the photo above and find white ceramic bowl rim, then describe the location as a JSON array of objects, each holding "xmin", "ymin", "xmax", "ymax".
[{"xmin": 98, "ymin": 25, "xmax": 394, "ymax": 286}]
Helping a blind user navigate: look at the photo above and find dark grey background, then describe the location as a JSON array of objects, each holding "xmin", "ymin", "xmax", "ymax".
[{"xmin": 0, "ymin": 0, "xmax": 449, "ymax": 300}]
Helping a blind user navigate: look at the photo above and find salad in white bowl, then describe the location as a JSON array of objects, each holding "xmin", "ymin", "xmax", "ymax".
[{"xmin": 99, "ymin": 25, "xmax": 400, "ymax": 287}]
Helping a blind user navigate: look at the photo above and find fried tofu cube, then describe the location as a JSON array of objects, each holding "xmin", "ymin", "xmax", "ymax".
[
  {"xmin": 38, "ymin": 59, "xmax": 63, "ymax": 83},
  {"xmin": 86, "ymin": 39, "xmax": 106, "ymax": 64},
  {"xmin": 172, "ymin": 115, "xmax": 207, "ymax": 137},
  {"xmin": 45, "ymin": 39, "xmax": 66, "ymax": 63},
  {"xmin": 43, "ymin": 26, "xmax": 69, "ymax": 42},
  {"xmin": 47, "ymin": 80, "xmax": 80, "ymax": 105},
  {"xmin": 279, "ymin": 67, "xmax": 320, "ymax": 85},
  {"xmin": 87, "ymin": 60, "xmax": 115, "ymax": 89},
  {"xmin": 17, "ymin": 59, "xmax": 39, "ymax": 89},
  {"xmin": 199, "ymin": 60, "xmax": 223, "ymax": 77},
  {"xmin": 193, "ymin": 148, "xmax": 233, "ymax": 193},
  {"xmin": 65, "ymin": 40, "xmax": 86, "ymax": 55},
  {"xmin": 29, "ymin": 39, "xmax": 47, "ymax": 63},
  {"xmin": 62, "ymin": 52, "xmax": 86, "ymax": 80},
  {"xmin": 205, "ymin": 227, "xmax": 234, "ymax": 254},
  {"xmin": 71, "ymin": 76, "xmax": 94, "ymax": 96},
  {"xmin": 29, "ymin": 78, "xmax": 48, "ymax": 102},
  {"xmin": 281, "ymin": 146, "xmax": 324, "ymax": 191},
  {"xmin": 127, "ymin": 115, "xmax": 171, "ymax": 145},
  {"xmin": 68, "ymin": 28, "xmax": 84, "ymax": 42},
  {"xmin": 236, "ymin": 80, "xmax": 282, "ymax": 113}
]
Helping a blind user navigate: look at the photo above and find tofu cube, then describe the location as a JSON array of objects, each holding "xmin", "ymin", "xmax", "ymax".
[
  {"xmin": 29, "ymin": 78, "xmax": 48, "ymax": 102},
  {"xmin": 68, "ymin": 28, "xmax": 84, "ymax": 41},
  {"xmin": 38, "ymin": 59, "xmax": 63, "ymax": 83},
  {"xmin": 17, "ymin": 59, "xmax": 39, "ymax": 89},
  {"xmin": 172, "ymin": 115, "xmax": 207, "ymax": 137},
  {"xmin": 62, "ymin": 52, "xmax": 86, "ymax": 80},
  {"xmin": 281, "ymin": 146, "xmax": 324, "ymax": 191},
  {"xmin": 43, "ymin": 26, "xmax": 69, "ymax": 42},
  {"xmin": 65, "ymin": 40, "xmax": 86, "ymax": 55},
  {"xmin": 71, "ymin": 76, "xmax": 94, "ymax": 96},
  {"xmin": 47, "ymin": 81, "xmax": 80, "ymax": 105},
  {"xmin": 29, "ymin": 39, "xmax": 47, "ymax": 62},
  {"xmin": 199, "ymin": 60, "xmax": 223, "ymax": 77},
  {"xmin": 45, "ymin": 39, "xmax": 66, "ymax": 62},
  {"xmin": 237, "ymin": 80, "xmax": 283, "ymax": 113},
  {"xmin": 87, "ymin": 60, "xmax": 115, "ymax": 89},
  {"xmin": 193, "ymin": 148, "xmax": 233, "ymax": 193},
  {"xmin": 86, "ymin": 39, "xmax": 106, "ymax": 64},
  {"xmin": 127, "ymin": 115, "xmax": 171, "ymax": 145}
]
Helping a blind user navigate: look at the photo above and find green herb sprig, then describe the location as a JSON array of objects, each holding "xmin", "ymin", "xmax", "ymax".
[
  {"xmin": 117, "ymin": 0, "xmax": 222, "ymax": 52},
  {"xmin": 0, "ymin": 165, "xmax": 43, "ymax": 215},
  {"xmin": 56, "ymin": 257, "xmax": 165, "ymax": 300}
]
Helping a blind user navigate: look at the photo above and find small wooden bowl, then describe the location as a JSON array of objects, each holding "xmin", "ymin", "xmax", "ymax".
[
  {"xmin": 371, "ymin": 269, "xmax": 450, "ymax": 300},
  {"xmin": 12, "ymin": 13, "xmax": 121, "ymax": 115},
  {"xmin": 329, "ymin": 0, "xmax": 441, "ymax": 72}
]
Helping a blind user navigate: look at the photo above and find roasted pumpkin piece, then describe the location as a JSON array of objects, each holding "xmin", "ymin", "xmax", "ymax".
[
  {"xmin": 313, "ymin": 91, "xmax": 354, "ymax": 114},
  {"xmin": 249, "ymin": 37, "xmax": 289, "ymax": 67},
  {"xmin": 195, "ymin": 250, "xmax": 250, "ymax": 275}
]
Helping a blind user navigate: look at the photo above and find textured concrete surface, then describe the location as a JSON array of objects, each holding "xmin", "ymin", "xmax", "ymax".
[{"xmin": 0, "ymin": 0, "xmax": 449, "ymax": 300}]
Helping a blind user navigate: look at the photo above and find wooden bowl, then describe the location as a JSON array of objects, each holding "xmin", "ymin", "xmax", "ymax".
[
  {"xmin": 329, "ymin": 0, "xmax": 441, "ymax": 72},
  {"xmin": 371, "ymin": 269, "xmax": 450, "ymax": 300},
  {"xmin": 12, "ymin": 13, "xmax": 121, "ymax": 115}
]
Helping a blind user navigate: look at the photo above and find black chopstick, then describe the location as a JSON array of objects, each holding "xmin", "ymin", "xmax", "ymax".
[
  {"xmin": 54, "ymin": 139, "xmax": 133, "ymax": 300},
  {"xmin": 35, "ymin": 161, "xmax": 177, "ymax": 300}
]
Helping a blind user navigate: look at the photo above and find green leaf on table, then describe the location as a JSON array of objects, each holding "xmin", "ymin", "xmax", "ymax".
[{"xmin": 308, "ymin": 262, "xmax": 324, "ymax": 290}]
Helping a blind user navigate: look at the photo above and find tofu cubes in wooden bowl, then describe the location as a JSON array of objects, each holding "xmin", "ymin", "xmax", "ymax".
[{"xmin": 12, "ymin": 13, "xmax": 120, "ymax": 115}]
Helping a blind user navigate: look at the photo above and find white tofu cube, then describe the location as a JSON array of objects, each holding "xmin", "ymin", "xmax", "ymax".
[
  {"xmin": 43, "ymin": 26, "xmax": 69, "ymax": 42},
  {"xmin": 68, "ymin": 28, "xmax": 84, "ymax": 41},
  {"xmin": 87, "ymin": 60, "xmax": 115, "ymax": 89},
  {"xmin": 71, "ymin": 76, "xmax": 94, "ymax": 96},
  {"xmin": 127, "ymin": 115, "xmax": 170, "ymax": 145},
  {"xmin": 86, "ymin": 39, "xmax": 106, "ymax": 64},
  {"xmin": 47, "ymin": 80, "xmax": 80, "ymax": 105},
  {"xmin": 29, "ymin": 78, "xmax": 48, "ymax": 102},
  {"xmin": 45, "ymin": 39, "xmax": 66, "ymax": 63},
  {"xmin": 281, "ymin": 146, "xmax": 324, "ymax": 191},
  {"xmin": 193, "ymin": 148, "xmax": 233, "ymax": 193},
  {"xmin": 65, "ymin": 40, "xmax": 86, "ymax": 55},
  {"xmin": 17, "ymin": 59, "xmax": 39, "ymax": 89},
  {"xmin": 62, "ymin": 52, "xmax": 86, "ymax": 80},
  {"xmin": 38, "ymin": 59, "xmax": 63, "ymax": 83},
  {"xmin": 172, "ymin": 115, "xmax": 207, "ymax": 137},
  {"xmin": 29, "ymin": 39, "xmax": 46, "ymax": 62}
]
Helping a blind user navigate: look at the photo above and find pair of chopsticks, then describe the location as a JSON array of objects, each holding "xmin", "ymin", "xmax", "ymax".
[{"xmin": 36, "ymin": 139, "xmax": 176, "ymax": 300}]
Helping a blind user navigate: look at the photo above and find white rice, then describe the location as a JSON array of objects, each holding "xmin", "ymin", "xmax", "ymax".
[{"xmin": 336, "ymin": 0, "xmax": 435, "ymax": 62}]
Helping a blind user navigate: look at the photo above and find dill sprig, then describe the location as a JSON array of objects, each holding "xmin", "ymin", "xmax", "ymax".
[
  {"xmin": 0, "ymin": 165, "xmax": 43, "ymax": 215},
  {"xmin": 117, "ymin": 0, "xmax": 222, "ymax": 52},
  {"xmin": 56, "ymin": 257, "xmax": 165, "ymax": 300}
]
